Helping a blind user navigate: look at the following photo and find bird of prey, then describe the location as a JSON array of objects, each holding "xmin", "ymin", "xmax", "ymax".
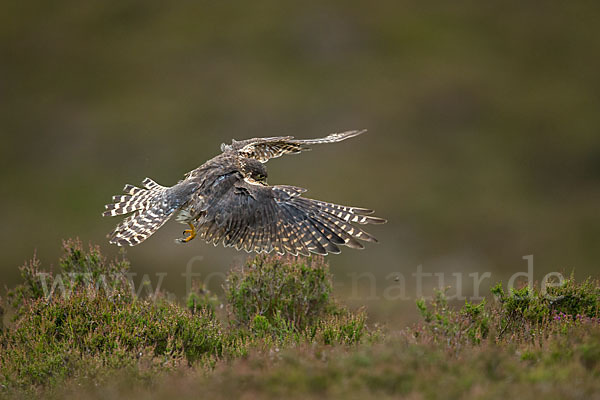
[{"xmin": 103, "ymin": 130, "xmax": 386, "ymax": 256}]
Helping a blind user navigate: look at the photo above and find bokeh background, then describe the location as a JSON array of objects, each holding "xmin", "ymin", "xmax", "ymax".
[{"xmin": 2, "ymin": 0, "xmax": 599, "ymax": 326}]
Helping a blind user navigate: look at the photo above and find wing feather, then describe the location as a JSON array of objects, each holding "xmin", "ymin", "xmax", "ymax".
[
  {"xmin": 195, "ymin": 173, "xmax": 384, "ymax": 256},
  {"xmin": 228, "ymin": 130, "xmax": 367, "ymax": 163},
  {"xmin": 279, "ymin": 204, "xmax": 310, "ymax": 256}
]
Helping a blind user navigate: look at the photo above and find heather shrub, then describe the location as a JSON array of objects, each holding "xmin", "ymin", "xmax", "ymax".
[
  {"xmin": 224, "ymin": 255, "xmax": 369, "ymax": 344},
  {"xmin": 6, "ymin": 239, "xmax": 131, "ymax": 314},
  {"xmin": 0, "ymin": 297, "xmax": 4, "ymax": 333},
  {"xmin": 0, "ymin": 240, "xmax": 224, "ymax": 394},
  {"xmin": 186, "ymin": 281, "xmax": 220, "ymax": 316},
  {"xmin": 0, "ymin": 242, "xmax": 372, "ymax": 396},
  {"xmin": 225, "ymin": 255, "xmax": 334, "ymax": 329},
  {"xmin": 1, "ymin": 291, "xmax": 222, "ymax": 390},
  {"xmin": 1, "ymin": 239, "xmax": 599, "ymax": 399},
  {"xmin": 415, "ymin": 289, "xmax": 490, "ymax": 347},
  {"xmin": 416, "ymin": 276, "xmax": 600, "ymax": 347},
  {"xmin": 537, "ymin": 275, "xmax": 598, "ymax": 318},
  {"xmin": 492, "ymin": 277, "xmax": 600, "ymax": 341}
]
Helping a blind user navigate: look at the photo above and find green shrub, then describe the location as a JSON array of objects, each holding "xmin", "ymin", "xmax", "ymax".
[
  {"xmin": 546, "ymin": 275, "xmax": 600, "ymax": 318},
  {"xmin": 0, "ymin": 240, "xmax": 224, "ymax": 394},
  {"xmin": 317, "ymin": 312, "xmax": 367, "ymax": 345},
  {"xmin": 491, "ymin": 278, "xmax": 600, "ymax": 341},
  {"xmin": 6, "ymin": 252, "xmax": 46, "ymax": 312},
  {"xmin": 6, "ymin": 239, "xmax": 131, "ymax": 315},
  {"xmin": 225, "ymin": 255, "xmax": 336, "ymax": 330},
  {"xmin": 415, "ymin": 289, "xmax": 490, "ymax": 346},
  {"xmin": 1, "ymin": 291, "xmax": 223, "ymax": 389},
  {"xmin": 224, "ymin": 254, "xmax": 370, "ymax": 345},
  {"xmin": 186, "ymin": 281, "xmax": 220, "ymax": 316},
  {"xmin": 0, "ymin": 242, "xmax": 372, "ymax": 397},
  {"xmin": 417, "ymin": 277, "xmax": 600, "ymax": 346},
  {"xmin": 2, "ymin": 239, "xmax": 600, "ymax": 399}
]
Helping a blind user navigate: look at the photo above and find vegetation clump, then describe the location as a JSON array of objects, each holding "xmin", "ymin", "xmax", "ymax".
[
  {"xmin": 0, "ymin": 240, "xmax": 223, "ymax": 395},
  {"xmin": 0, "ymin": 240, "xmax": 369, "ymax": 397},
  {"xmin": 225, "ymin": 255, "xmax": 368, "ymax": 345},
  {"xmin": 1, "ymin": 240, "xmax": 599, "ymax": 399},
  {"xmin": 415, "ymin": 289, "xmax": 490, "ymax": 347},
  {"xmin": 415, "ymin": 277, "xmax": 600, "ymax": 347}
]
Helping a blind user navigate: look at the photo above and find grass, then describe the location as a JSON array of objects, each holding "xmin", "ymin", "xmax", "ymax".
[{"xmin": 1, "ymin": 239, "xmax": 599, "ymax": 399}]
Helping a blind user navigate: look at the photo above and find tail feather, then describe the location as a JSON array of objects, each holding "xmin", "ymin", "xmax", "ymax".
[
  {"xmin": 103, "ymin": 178, "xmax": 175, "ymax": 246},
  {"xmin": 103, "ymin": 179, "xmax": 168, "ymax": 217},
  {"xmin": 142, "ymin": 177, "xmax": 162, "ymax": 190},
  {"xmin": 108, "ymin": 208, "xmax": 172, "ymax": 246},
  {"xmin": 123, "ymin": 184, "xmax": 144, "ymax": 195}
]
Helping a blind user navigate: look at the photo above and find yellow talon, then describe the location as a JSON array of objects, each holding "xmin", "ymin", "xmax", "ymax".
[{"xmin": 180, "ymin": 223, "xmax": 197, "ymax": 243}]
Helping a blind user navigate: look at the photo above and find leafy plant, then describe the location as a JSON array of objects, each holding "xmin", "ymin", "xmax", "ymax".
[
  {"xmin": 0, "ymin": 242, "xmax": 371, "ymax": 397},
  {"xmin": 416, "ymin": 277, "xmax": 600, "ymax": 347},
  {"xmin": 416, "ymin": 288, "xmax": 490, "ymax": 347},
  {"xmin": 225, "ymin": 255, "xmax": 335, "ymax": 330}
]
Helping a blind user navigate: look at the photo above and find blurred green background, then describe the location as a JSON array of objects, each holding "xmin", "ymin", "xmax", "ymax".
[{"xmin": 2, "ymin": 0, "xmax": 599, "ymax": 325}]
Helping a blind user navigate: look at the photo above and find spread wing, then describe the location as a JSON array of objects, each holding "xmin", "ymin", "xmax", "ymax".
[
  {"xmin": 225, "ymin": 129, "xmax": 367, "ymax": 163},
  {"xmin": 195, "ymin": 175, "xmax": 385, "ymax": 256}
]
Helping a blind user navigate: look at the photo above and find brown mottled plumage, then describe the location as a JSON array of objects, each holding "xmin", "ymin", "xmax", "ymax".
[{"xmin": 103, "ymin": 130, "xmax": 386, "ymax": 255}]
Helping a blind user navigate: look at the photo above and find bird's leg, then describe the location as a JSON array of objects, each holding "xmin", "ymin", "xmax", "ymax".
[{"xmin": 178, "ymin": 223, "xmax": 197, "ymax": 243}]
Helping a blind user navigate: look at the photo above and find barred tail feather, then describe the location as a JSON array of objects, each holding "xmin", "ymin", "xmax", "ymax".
[
  {"xmin": 108, "ymin": 208, "xmax": 172, "ymax": 246},
  {"xmin": 102, "ymin": 178, "xmax": 168, "ymax": 217},
  {"xmin": 103, "ymin": 178, "xmax": 175, "ymax": 246}
]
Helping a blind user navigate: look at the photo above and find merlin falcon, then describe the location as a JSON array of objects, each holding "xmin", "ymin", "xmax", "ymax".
[{"xmin": 103, "ymin": 130, "xmax": 386, "ymax": 256}]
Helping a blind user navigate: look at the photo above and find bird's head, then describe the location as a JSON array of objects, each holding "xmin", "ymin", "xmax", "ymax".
[{"xmin": 240, "ymin": 158, "xmax": 268, "ymax": 183}]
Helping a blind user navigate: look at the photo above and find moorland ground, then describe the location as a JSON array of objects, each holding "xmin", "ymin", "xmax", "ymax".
[{"xmin": 1, "ymin": 240, "xmax": 599, "ymax": 399}]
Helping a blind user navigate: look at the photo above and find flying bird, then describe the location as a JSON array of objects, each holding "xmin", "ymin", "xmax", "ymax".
[{"xmin": 103, "ymin": 130, "xmax": 386, "ymax": 255}]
